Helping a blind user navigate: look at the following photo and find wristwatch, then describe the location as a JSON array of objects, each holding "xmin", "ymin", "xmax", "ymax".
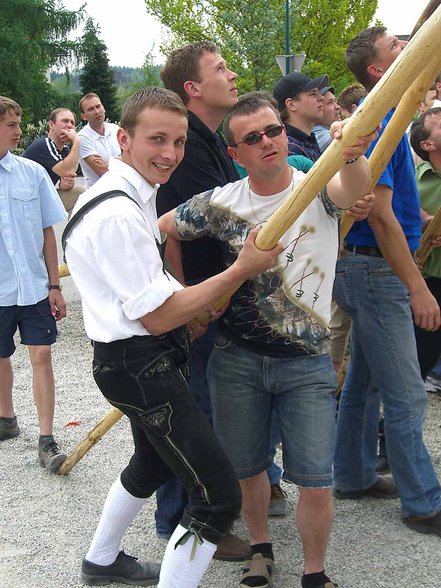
[{"xmin": 49, "ymin": 284, "xmax": 62, "ymax": 291}]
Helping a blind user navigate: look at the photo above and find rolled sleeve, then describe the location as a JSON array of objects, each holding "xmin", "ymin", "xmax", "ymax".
[{"xmin": 121, "ymin": 272, "xmax": 181, "ymax": 320}]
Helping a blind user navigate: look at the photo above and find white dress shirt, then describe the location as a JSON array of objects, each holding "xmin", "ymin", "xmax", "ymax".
[
  {"xmin": 78, "ymin": 122, "xmax": 121, "ymax": 188},
  {"xmin": 65, "ymin": 158, "xmax": 182, "ymax": 342}
]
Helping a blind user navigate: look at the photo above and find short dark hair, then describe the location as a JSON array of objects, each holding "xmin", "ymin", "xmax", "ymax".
[
  {"xmin": 49, "ymin": 108, "xmax": 76, "ymax": 124},
  {"xmin": 79, "ymin": 92, "xmax": 100, "ymax": 112},
  {"xmin": 337, "ymin": 84, "xmax": 368, "ymax": 113},
  {"xmin": 410, "ymin": 107, "xmax": 441, "ymax": 161},
  {"xmin": 346, "ymin": 26, "xmax": 387, "ymax": 91},
  {"xmin": 223, "ymin": 95, "xmax": 281, "ymax": 147},
  {"xmin": 0, "ymin": 96, "xmax": 22, "ymax": 119},
  {"xmin": 161, "ymin": 41, "xmax": 219, "ymax": 104},
  {"xmin": 120, "ymin": 86, "xmax": 187, "ymax": 137}
]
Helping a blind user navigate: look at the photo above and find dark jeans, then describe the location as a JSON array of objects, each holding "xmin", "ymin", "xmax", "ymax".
[
  {"xmin": 92, "ymin": 329, "xmax": 241, "ymax": 545},
  {"xmin": 415, "ymin": 277, "xmax": 441, "ymax": 379}
]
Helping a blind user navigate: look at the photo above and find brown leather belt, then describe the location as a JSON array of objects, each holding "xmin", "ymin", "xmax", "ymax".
[{"xmin": 344, "ymin": 244, "xmax": 383, "ymax": 258}]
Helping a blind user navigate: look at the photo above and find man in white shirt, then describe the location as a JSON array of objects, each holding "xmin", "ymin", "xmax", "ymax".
[
  {"xmin": 64, "ymin": 87, "xmax": 282, "ymax": 588},
  {"xmin": 78, "ymin": 93, "xmax": 121, "ymax": 188}
]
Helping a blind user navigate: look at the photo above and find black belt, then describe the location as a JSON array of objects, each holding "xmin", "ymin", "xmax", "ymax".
[{"xmin": 344, "ymin": 244, "xmax": 383, "ymax": 258}]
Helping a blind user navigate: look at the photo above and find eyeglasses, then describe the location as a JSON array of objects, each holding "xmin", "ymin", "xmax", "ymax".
[{"xmin": 232, "ymin": 124, "xmax": 285, "ymax": 147}]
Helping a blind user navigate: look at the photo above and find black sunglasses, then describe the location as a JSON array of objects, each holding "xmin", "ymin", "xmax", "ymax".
[{"xmin": 232, "ymin": 124, "xmax": 285, "ymax": 147}]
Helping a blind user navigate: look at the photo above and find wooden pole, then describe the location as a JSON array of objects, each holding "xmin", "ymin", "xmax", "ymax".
[
  {"xmin": 340, "ymin": 56, "xmax": 441, "ymax": 239},
  {"xmin": 415, "ymin": 208, "xmax": 441, "ymax": 268},
  {"xmin": 58, "ymin": 407, "xmax": 124, "ymax": 475}
]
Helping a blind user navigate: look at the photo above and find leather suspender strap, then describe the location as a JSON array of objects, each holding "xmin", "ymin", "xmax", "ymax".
[{"xmin": 61, "ymin": 190, "xmax": 141, "ymax": 258}]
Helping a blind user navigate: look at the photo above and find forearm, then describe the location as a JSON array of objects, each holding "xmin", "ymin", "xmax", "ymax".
[
  {"xmin": 164, "ymin": 236, "xmax": 185, "ymax": 284},
  {"xmin": 43, "ymin": 227, "xmax": 60, "ymax": 285},
  {"xmin": 368, "ymin": 211, "xmax": 426, "ymax": 295},
  {"xmin": 140, "ymin": 264, "xmax": 242, "ymax": 335},
  {"xmin": 327, "ymin": 156, "xmax": 371, "ymax": 209},
  {"xmin": 53, "ymin": 141, "xmax": 80, "ymax": 177}
]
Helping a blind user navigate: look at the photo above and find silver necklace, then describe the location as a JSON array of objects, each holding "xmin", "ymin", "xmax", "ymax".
[{"xmin": 248, "ymin": 170, "xmax": 294, "ymax": 225}]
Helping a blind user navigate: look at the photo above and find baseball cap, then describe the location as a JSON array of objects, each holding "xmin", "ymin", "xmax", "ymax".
[
  {"xmin": 320, "ymin": 85, "xmax": 335, "ymax": 96},
  {"xmin": 273, "ymin": 72, "xmax": 330, "ymax": 111}
]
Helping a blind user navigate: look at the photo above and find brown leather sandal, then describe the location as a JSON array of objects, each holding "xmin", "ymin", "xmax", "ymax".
[{"xmin": 240, "ymin": 552, "xmax": 274, "ymax": 588}]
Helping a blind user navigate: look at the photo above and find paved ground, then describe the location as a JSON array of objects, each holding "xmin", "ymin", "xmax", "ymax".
[{"xmin": 1, "ymin": 214, "xmax": 441, "ymax": 587}]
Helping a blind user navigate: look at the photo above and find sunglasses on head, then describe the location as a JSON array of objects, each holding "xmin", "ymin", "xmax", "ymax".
[{"xmin": 232, "ymin": 124, "xmax": 285, "ymax": 147}]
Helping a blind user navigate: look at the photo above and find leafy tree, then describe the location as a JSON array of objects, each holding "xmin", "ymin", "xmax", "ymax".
[
  {"xmin": 144, "ymin": 0, "xmax": 378, "ymax": 93},
  {"xmin": 0, "ymin": 0, "xmax": 84, "ymax": 123},
  {"xmin": 116, "ymin": 50, "xmax": 163, "ymax": 112},
  {"xmin": 79, "ymin": 19, "xmax": 119, "ymax": 122}
]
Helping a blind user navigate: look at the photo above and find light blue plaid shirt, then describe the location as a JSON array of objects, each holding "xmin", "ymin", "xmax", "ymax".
[
  {"xmin": 0, "ymin": 152, "xmax": 67, "ymax": 306},
  {"xmin": 312, "ymin": 124, "xmax": 332, "ymax": 154}
]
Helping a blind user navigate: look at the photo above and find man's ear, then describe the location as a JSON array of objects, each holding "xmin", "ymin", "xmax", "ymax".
[
  {"xmin": 80, "ymin": 112, "xmax": 87, "ymax": 122},
  {"xmin": 420, "ymin": 138, "xmax": 434, "ymax": 153},
  {"xmin": 183, "ymin": 80, "xmax": 201, "ymax": 100},
  {"xmin": 227, "ymin": 145, "xmax": 242, "ymax": 165},
  {"xmin": 285, "ymin": 97, "xmax": 296, "ymax": 112},
  {"xmin": 117, "ymin": 127, "xmax": 130, "ymax": 151},
  {"xmin": 367, "ymin": 64, "xmax": 382, "ymax": 81}
]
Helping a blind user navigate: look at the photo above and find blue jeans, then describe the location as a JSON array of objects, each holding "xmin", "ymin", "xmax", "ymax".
[
  {"xmin": 333, "ymin": 253, "xmax": 441, "ymax": 517},
  {"xmin": 155, "ymin": 323, "xmax": 284, "ymax": 536},
  {"xmin": 208, "ymin": 336, "xmax": 337, "ymax": 487}
]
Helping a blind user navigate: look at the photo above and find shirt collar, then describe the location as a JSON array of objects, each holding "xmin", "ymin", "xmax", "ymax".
[
  {"xmin": 0, "ymin": 151, "xmax": 13, "ymax": 172},
  {"xmin": 108, "ymin": 157, "xmax": 158, "ymax": 204},
  {"xmin": 85, "ymin": 122, "xmax": 112, "ymax": 139},
  {"xmin": 285, "ymin": 122, "xmax": 316, "ymax": 143},
  {"xmin": 416, "ymin": 160, "xmax": 438, "ymax": 181},
  {"xmin": 188, "ymin": 111, "xmax": 219, "ymax": 143}
]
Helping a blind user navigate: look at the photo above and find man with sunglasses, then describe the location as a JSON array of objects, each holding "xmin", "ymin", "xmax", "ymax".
[{"xmin": 159, "ymin": 95, "xmax": 376, "ymax": 588}]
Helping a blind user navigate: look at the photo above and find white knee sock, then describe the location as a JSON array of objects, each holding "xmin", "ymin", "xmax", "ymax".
[
  {"xmin": 86, "ymin": 476, "xmax": 147, "ymax": 566},
  {"xmin": 158, "ymin": 524, "xmax": 217, "ymax": 587}
]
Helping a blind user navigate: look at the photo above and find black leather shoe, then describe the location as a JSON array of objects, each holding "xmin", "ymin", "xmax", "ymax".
[
  {"xmin": 81, "ymin": 551, "xmax": 160, "ymax": 586},
  {"xmin": 404, "ymin": 509, "xmax": 441, "ymax": 537},
  {"xmin": 334, "ymin": 476, "xmax": 399, "ymax": 500}
]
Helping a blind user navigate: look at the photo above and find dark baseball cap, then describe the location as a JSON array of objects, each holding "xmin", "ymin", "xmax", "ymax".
[
  {"xmin": 320, "ymin": 85, "xmax": 335, "ymax": 96},
  {"xmin": 273, "ymin": 72, "xmax": 330, "ymax": 111}
]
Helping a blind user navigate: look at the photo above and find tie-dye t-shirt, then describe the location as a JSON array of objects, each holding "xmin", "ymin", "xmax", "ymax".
[{"xmin": 174, "ymin": 167, "xmax": 340, "ymax": 357}]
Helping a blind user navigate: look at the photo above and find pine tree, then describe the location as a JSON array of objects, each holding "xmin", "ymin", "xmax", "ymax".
[{"xmin": 79, "ymin": 19, "xmax": 119, "ymax": 122}]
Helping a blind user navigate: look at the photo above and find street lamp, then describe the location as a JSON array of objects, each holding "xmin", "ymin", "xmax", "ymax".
[{"xmin": 275, "ymin": 0, "xmax": 306, "ymax": 75}]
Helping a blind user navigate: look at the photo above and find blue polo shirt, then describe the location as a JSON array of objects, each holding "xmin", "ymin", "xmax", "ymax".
[
  {"xmin": 0, "ymin": 152, "xmax": 67, "ymax": 306},
  {"xmin": 346, "ymin": 108, "xmax": 422, "ymax": 252}
]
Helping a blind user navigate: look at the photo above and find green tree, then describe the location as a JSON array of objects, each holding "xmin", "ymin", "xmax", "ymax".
[
  {"xmin": 0, "ymin": 0, "xmax": 84, "ymax": 123},
  {"xmin": 79, "ymin": 19, "xmax": 119, "ymax": 122},
  {"xmin": 116, "ymin": 50, "xmax": 163, "ymax": 112},
  {"xmin": 144, "ymin": 0, "xmax": 378, "ymax": 93}
]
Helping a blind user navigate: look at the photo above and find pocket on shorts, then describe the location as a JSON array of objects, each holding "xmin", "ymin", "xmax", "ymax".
[
  {"xmin": 35, "ymin": 298, "xmax": 51, "ymax": 317},
  {"xmin": 11, "ymin": 189, "xmax": 39, "ymax": 221}
]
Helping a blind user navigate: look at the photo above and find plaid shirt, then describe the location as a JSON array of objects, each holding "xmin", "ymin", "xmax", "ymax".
[{"xmin": 285, "ymin": 122, "xmax": 321, "ymax": 162}]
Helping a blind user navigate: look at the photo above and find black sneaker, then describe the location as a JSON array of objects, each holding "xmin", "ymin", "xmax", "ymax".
[
  {"xmin": 333, "ymin": 476, "xmax": 399, "ymax": 500},
  {"xmin": 38, "ymin": 437, "xmax": 67, "ymax": 472},
  {"xmin": 0, "ymin": 416, "xmax": 20, "ymax": 440},
  {"xmin": 81, "ymin": 551, "xmax": 160, "ymax": 586}
]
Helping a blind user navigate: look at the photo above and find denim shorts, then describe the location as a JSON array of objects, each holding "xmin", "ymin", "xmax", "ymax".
[
  {"xmin": 0, "ymin": 298, "xmax": 56, "ymax": 358},
  {"xmin": 207, "ymin": 335, "xmax": 337, "ymax": 487}
]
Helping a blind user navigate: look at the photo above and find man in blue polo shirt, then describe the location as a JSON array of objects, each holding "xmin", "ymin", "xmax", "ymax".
[
  {"xmin": 333, "ymin": 27, "xmax": 441, "ymax": 537},
  {"xmin": 0, "ymin": 96, "xmax": 68, "ymax": 472}
]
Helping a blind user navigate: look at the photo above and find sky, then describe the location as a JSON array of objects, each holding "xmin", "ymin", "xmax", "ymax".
[{"xmin": 63, "ymin": 0, "xmax": 434, "ymax": 68}]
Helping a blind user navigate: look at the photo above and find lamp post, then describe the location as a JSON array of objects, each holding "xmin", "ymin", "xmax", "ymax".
[{"xmin": 276, "ymin": 0, "xmax": 306, "ymax": 75}]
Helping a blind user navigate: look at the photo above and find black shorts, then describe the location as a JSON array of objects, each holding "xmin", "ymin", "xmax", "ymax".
[{"xmin": 0, "ymin": 298, "xmax": 57, "ymax": 358}]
